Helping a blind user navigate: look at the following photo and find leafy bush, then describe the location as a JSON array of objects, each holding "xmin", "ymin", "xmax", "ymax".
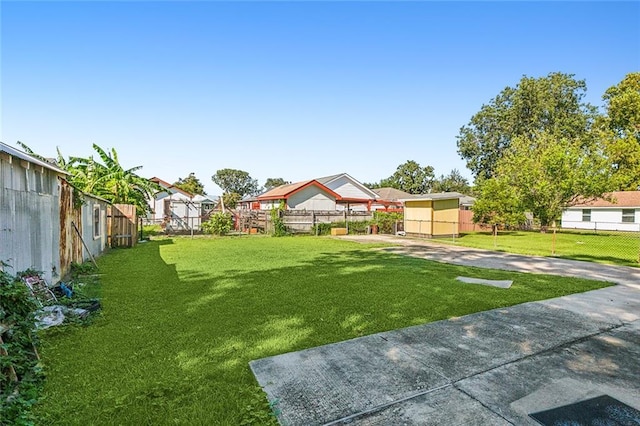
[
  {"xmin": 346, "ymin": 220, "xmax": 370, "ymax": 235},
  {"xmin": 310, "ymin": 221, "xmax": 371, "ymax": 235},
  {"xmin": 373, "ymin": 211, "xmax": 403, "ymax": 234},
  {"xmin": 311, "ymin": 222, "xmax": 333, "ymax": 235},
  {"xmin": 202, "ymin": 212, "xmax": 233, "ymax": 236},
  {"xmin": 70, "ymin": 261, "xmax": 98, "ymax": 276},
  {"xmin": 142, "ymin": 224, "xmax": 163, "ymax": 237},
  {"xmin": 0, "ymin": 268, "xmax": 43, "ymax": 425},
  {"xmin": 270, "ymin": 202, "xmax": 288, "ymax": 237}
]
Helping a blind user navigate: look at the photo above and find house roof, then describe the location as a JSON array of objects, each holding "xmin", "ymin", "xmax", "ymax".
[
  {"xmin": 373, "ymin": 187, "xmax": 416, "ymax": 201},
  {"xmin": 192, "ymin": 194, "xmax": 219, "ymax": 203},
  {"xmin": 0, "ymin": 142, "xmax": 69, "ymax": 175},
  {"xmin": 401, "ymin": 192, "xmax": 465, "ymax": 202},
  {"xmin": 460, "ymin": 195, "xmax": 476, "ymax": 206},
  {"xmin": 316, "ymin": 172, "xmax": 378, "ymax": 200},
  {"xmin": 150, "ymin": 177, "xmax": 193, "ymax": 197},
  {"xmin": 571, "ymin": 191, "xmax": 640, "ymax": 208},
  {"xmin": 258, "ymin": 180, "xmax": 341, "ymax": 201}
]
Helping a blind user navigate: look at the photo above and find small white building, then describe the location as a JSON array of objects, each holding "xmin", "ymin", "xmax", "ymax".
[
  {"xmin": 148, "ymin": 177, "xmax": 217, "ymax": 231},
  {"xmin": 561, "ymin": 191, "xmax": 640, "ymax": 232}
]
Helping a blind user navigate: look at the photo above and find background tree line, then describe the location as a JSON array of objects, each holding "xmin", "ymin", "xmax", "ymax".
[
  {"xmin": 15, "ymin": 72, "xmax": 636, "ymax": 224},
  {"xmin": 457, "ymin": 71, "xmax": 639, "ymax": 230}
]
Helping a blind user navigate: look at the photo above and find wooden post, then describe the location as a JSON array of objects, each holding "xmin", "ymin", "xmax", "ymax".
[
  {"xmin": 312, "ymin": 211, "xmax": 316, "ymax": 236},
  {"xmin": 551, "ymin": 222, "xmax": 557, "ymax": 255},
  {"xmin": 493, "ymin": 224, "xmax": 498, "ymax": 248},
  {"xmin": 344, "ymin": 209, "xmax": 348, "ymax": 234},
  {"xmin": 72, "ymin": 221, "xmax": 98, "ymax": 269}
]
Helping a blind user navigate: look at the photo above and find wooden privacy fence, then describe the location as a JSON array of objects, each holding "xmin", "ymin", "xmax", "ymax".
[
  {"xmin": 238, "ymin": 210, "xmax": 374, "ymax": 234},
  {"xmin": 108, "ymin": 204, "xmax": 138, "ymax": 248}
]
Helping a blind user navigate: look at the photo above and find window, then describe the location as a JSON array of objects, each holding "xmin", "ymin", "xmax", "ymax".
[
  {"xmin": 582, "ymin": 209, "xmax": 591, "ymax": 222},
  {"xmin": 622, "ymin": 209, "xmax": 635, "ymax": 223},
  {"xmin": 93, "ymin": 205, "xmax": 101, "ymax": 238}
]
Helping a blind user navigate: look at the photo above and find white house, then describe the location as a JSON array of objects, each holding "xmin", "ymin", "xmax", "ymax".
[
  {"xmin": 251, "ymin": 173, "xmax": 379, "ymax": 212},
  {"xmin": 561, "ymin": 191, "xmax": 640, "ymax": 232},
  {"xmin": 316, "ymin": 173, "xmax": 379, "ymax": 211},
  {"xmin": 148, "ymin": 177, "xmax": 217, "ymax": 231},
  {"xmin": 257, "ymin": 180, "xmax": 340, "ymax": 211}
]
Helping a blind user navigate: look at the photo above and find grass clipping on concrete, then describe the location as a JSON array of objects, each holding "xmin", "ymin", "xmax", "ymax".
[{"xmin": 35, "ymin": 236, "xmax": 611, "ymax": 424}]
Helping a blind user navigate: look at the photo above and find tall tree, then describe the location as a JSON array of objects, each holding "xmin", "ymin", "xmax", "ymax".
[
  {"xmin": 457, "ymin": 72, "xmax": 598, "ymax": 180},
  {"xmin": 212, "ymin": 168, "xmax": 259, "ymax": 197},
  {"xmin": 472, "ymin": 177, "xmax": 526, "ymax": 230},
  {"xmin": 493, "ymin": 132, "xmax": 613, "ymax": 230},
  {"xmin": 379, "ymin": 160, "xmax": 435, "ymax": 194},
  {"xmin": 599, "ymin": 72, "xmax": 640, "ymax": 190},
  {"xmin": 66, "ymin": 144, "xmax": 160, "ymax": 214},
  {"xmin": 18, "ymin": 143, "xmax": 160, "ymax": 214},
  {"xmin": 264, "ymin": 178, "xmax": 290, "ymax": 191},
  {"xmin": 174, "ymin": 172, "xmax": 206, "ymax": 195},
  {"xmin": 432, "ymin": 169, "xmax": 471, "ymax": 194}
]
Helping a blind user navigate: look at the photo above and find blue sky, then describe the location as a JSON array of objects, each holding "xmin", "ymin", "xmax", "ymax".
[{"xmin": 2, "ymin": 1, "xmax": 639, "ymax": 195}]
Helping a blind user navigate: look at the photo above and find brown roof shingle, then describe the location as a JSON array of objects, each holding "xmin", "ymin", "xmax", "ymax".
[{"xmin": 572, "ymin": 191, "xmax": 640, "ymax": 208}]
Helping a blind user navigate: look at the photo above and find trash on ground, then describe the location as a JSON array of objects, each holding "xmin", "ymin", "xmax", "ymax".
[{"xmin": 456, "ymin": 276, "xmax": 513, "ymax": 289}]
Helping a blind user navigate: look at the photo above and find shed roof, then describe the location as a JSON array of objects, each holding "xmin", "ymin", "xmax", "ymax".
[
  {"xmin": 460, "ymin": 195, "xmax": 476, "ymax": 206},
  {"xmin": 571, "ymin": 191, "xmax": 640, "ymax": 208},
  {"xmin": 0, "ymin": 142, "xmax": 69, "ymax": 175},
  {"xmin": 401, "ymin": 192, "xmax": 464, "ymax": 202}
]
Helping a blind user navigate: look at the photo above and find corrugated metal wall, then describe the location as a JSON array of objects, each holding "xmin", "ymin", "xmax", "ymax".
[
  {"xmin": 1, "ymin": 153, "xmax": 61, "ymax": 282},
  {"xmin": 1, "ymin": 152, "xmax": 110, "ymax": 283}
]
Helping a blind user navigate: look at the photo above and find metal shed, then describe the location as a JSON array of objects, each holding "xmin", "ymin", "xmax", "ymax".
[{"xmin": 0, "ymin": 142, "xmax": 109, "ymax": 283}]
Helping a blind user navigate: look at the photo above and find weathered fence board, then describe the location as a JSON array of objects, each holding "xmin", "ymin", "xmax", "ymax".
[{"xmin": 109, "ymin": 204, "xmax": 138, "ymax": 248}]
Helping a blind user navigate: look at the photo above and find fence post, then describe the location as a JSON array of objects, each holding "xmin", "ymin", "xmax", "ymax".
[
  {"xmin": 493, "ymin": 224, "xmax": 497, "ymax": 248},
  {"xmin": 452, "ymin": 221, "xmax": 456, "ymax": 243}
]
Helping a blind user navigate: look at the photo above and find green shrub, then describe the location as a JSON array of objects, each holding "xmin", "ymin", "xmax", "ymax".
[
  {"xmin": 310, "ymin": 220, "xmax": 371, "ymax": 235},
  {"xmin": 142, "ymin": 224, "xmax": 163, "ymax": 237},
  {"xmin": 347, "ymin": 220, "xmax": 370, "ymax": 235},
  {"xmin": 373, "ymin": 211, "xmax": 403, "ymax": 234},
  {"xmin": 0, "ymin": 268, "xmax": 43, "ymax": 425},
  {"xmin": 202, "ymin": 212, "xmax": 233, "ymax": 236},
  {"xmin": 270, "ymin": 202, "xmax": 288, "ymax": 237},
  {"xmin": 311, "ymin": 222, "xmax": 333, "ymax": 235},
  {"xmin": 70, "ymin": 261, "xmax": 98, "ymax": 277}
]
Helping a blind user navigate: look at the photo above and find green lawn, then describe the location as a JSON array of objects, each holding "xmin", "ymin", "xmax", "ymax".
[
  {"xmin": 445, "ymin": 230, "xmax": 640, "ymax": 267},
  {"xmin": 36, "ymin": 236, "xmax": 611, "ymax": 424}
]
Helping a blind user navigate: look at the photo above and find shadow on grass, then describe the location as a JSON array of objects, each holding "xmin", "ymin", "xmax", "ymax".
[
  {"xmin": 553, "ymin": 253, "xmax": 639, "ymax": 268},
  {"xmin": 36, "ymin": 238, "xmax": 611, "ymax": 425}
]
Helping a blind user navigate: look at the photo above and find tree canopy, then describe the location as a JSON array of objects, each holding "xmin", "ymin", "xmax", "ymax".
[
  {"xmin": 22, "ymin": 143, "xmax": 159, "ymax": 215},
  {"xmin": 431, "ymin": 169, "xmax": 471, "ymax": 194},
  {"xmin": 378, "ymin": 160, "xmax": 435, "ymax": 194},
  {"xmin": 174, "ymin": 172, "xmax": 206, "ymax": 195},
  {"xmin": 471, "ymin": 177, "xmax": 525, "ymax": 228},
  {"xmin": 264, "ymin": 178, "xmax": 290, "ymax": 191},
  {"xmin": 457, "ymin": 72, "xmax": 597, "ymax": 181},
  {"xmin": 211, "ymin": 169, "xmax": 259, "ymax": 197},
  {"xmin": 478, "ymin": 132, "xmax": 612, "ymax": 229},
  {"xmin": 599, "ymin": 72, "xmax": 640, "ymax": 190}
]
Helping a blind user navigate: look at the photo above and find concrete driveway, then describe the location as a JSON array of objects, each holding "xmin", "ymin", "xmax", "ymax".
[{"xmin": 250, "ymin": 235, "xmax": 640, "ymax": 425}]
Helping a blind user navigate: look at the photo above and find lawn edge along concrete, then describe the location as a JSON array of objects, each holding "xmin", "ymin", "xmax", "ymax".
[{"xmin": 250, "ymin": 236, "xmax": 640, "ymax": 425}]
